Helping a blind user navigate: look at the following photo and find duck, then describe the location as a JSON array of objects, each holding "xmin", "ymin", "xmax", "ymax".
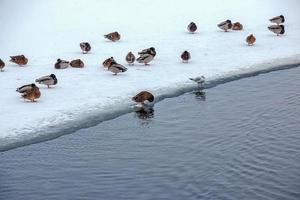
[
  {"xmin": 104, "ymin": 31, "xmax": 121, "ymax": 42},
  {"xmin": 126, "ymin": 52, "xmax": 135, "ymax": 65},
  {"xmin": 0, "ymin": 58, "xmax": 5, "ymax": 72},
  {"xmin": 189, "ymin": 76, "xmax": 206, "ymax": 88},
  {"xmin": 217, "ymin": 20, "xmax": 232, "ymax": 32},
  {"xmin": 270, "ymin": 15, "xmax": 285, "ymax": 25},
  {"xmin": 187, "ymin": 22, "xmax": 197, "ymax": 33},
  {"xmin": 132, "ymin": 91, "xmax": 154, "ymax": 105},
  {"xmin": 268, "ymin": 25, "xmax": 285, "ymax": 36},
  {"xmin": 80, "ymin": 42, "xmax": 91, "ymax": 54},
  {"xmin": 181, "ymin": 51, "xmax": 191, "ymax": 63},
  {"xmin": 70, "ymin": 59, "xmax": 84, "ymax": 68},
  {"xmin": 55, "ymin": 59, "xmax": 69, "ymax": 69},
  {"xmin": 106, "ymin": 59, "xmax": 127, "ymax": 75},
  {"xmin": 103, "ymin": 57, "xmax": 116, "ymax": 68},
  {"xmin": 138, "ymin": 47, "xmax": 156, "ymax": 57},
  {"xmin": 232, "ymin": 22, "xmax": 243, "ymax": 30},
  {"xmin": 35, "ymin": 74, "xmax": 57, "ymax": 88},
  {"xmin": 246, "ymin": 34, "xmax": 256, "ymax": 46},
  {"xmin": 16, "ymin": 83, "xmax": 41, "ymax": 102},
  {"xmin": 16, "ymin": 83, "xmax": 35, "ymax": 93},
  {"xmin": 137, "ymin": 47, "xmax": 156, "ymax": 65},
  {"xmin": 10, "ymin": 55, "xmax": 28, "ymax": 65}
]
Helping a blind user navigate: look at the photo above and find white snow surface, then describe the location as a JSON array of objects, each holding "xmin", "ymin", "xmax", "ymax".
[{"xmin": 1, "ymin": 0, "xmax": 300, "ymax": 150}]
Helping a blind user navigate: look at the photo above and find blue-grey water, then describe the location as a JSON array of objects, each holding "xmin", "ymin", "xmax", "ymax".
[{"xmin": 1, "ymin": 67, "xmax": 300, "ymax": 200}]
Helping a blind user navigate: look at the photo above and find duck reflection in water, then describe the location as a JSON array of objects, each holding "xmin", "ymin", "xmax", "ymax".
[
  {"xmin": 194, "ymin": 89, "xmax": 206, "ymax": 101},
  {"xmin": 134, "ymin": 105, "xmax": 154, "ymax": 120}
]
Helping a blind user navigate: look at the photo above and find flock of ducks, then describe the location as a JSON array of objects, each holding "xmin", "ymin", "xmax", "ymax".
[{"xmin": 0, "ymin": 15, "xmax": 286, "ymax": 105}]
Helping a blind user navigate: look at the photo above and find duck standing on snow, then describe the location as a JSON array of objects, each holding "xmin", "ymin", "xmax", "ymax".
[
  {"xmin": 187, "ymin": 22, "xmax": 197, "ymax": 33},
  {"xmin": 132, "ymin": 91, "xmax": 154, "ymax": 105},
  {"xmin": 270, "ymin": 15, "xmax": 285, "ymax": 25},
  {"xmin": 106, "ymin": 59, "xmax": 127, "ymax": 75},
  {"xmin": 10, "ymin": 55, "xmax": 28, "ymax": 65},
  {"xmin": 126, "ymin": 52, "xmax": 135, "ymax": 65},
  {"xmin": 103, "ymin": 57, "xmax": 116, "ymax": 68},
  {"xmin": 217, "ymin": 20, "xmax": 232, "ymax": 32},
  {"xmin": 181, "ymin": 51, "xmax": 191, "ymax": 63},
  {"xmin": 16, "ymin": 83, "xmax": 41, "ymax": 102},
  {"xmin": 70, "ymin": 59, "xmax": 84, "ymax": 68},
  {"xmin": 246, "ymin": 34, "xmax": 256, "ymax": 46},
  {"xmin": 35, "ymin": 74, "xmax": 57, "ymax": 88},
  {"xmin": 0, "ymin": 58, "xmax": 5, "ymax": 72},
  {"xmin": 190, "ymin": 76, "xmax": 206, "ymax": 88},
  {"xmin": 232, "ymin": 22, "xmax": 243, "ymax": 30},
  {"xmin": 104, "ymin": 31, "xmax": 121, "ymax": 42},
  {"xmin": 80, "ymin": 42, "xmax": 91, "ymax": 54},
  {"xmin": 137, "ymin": 47, "xmax": 156, "ymax": 66},
  {"xmin": 55, "ymin": 59, "xmax": 69, "ymax": 69},
  {"xmin": 268, "ymin": 25, "xmax": 285, "ymax": 36}
]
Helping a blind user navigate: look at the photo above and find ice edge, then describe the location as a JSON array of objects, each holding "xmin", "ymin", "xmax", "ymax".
[{"xmin": 1, "ymin": 55, "xmax": 299, "ymax": 152}]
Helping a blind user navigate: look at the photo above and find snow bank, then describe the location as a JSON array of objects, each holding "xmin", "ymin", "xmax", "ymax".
[{"xmin": 0, "ymin": 0, "xmax": 300, "ymax": 151}]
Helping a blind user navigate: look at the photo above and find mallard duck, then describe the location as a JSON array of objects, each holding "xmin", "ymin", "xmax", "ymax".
[
  {"xmin": 268, "ymin": 25, "xmax": 285, "ymax": 36},
  {"xmin": 270, "ymin": 15, "xmax": 285, "ymax": 25},
  {"xmin": 17, "ymin": 83, "xmax": 41, "ymax": 102},
  {"xmin": 104, "ymin": 31, "xmax": 121, "ymax": 42},
  {"xmin": 126, "ymin": 52, "xmax": 135, "ymax": 65},
  {"xmin": 80, "ymin": 42, "xmax": 91, "ymax": 54},
  {"xmin": 10, "ymin": 55, "xmax": 28, "ymax": 65},
  {"xmin": 35, "ymin": 74, "xmax": 57, "ymax": 88},
  {"xmin": 132, "ymin": 91, "xmax": 154, "ymax": 104},
  {"xmin": 137, "ymin": 47, "xmax": 156, "ymax": 65},
  {"xmin": 138, "ymin": 47, "xmax": 156, "ymax": 57},
  {"xmin": 70, "ymin": 59, "xmax": 84, "ymax": 68},
  {"xmin": 16, "ymin": 83, "xmax": 35, "ymax": 93},
  {"xmin": 189, "ymin": 76, "xmax": 205, "ymax": 88},
  {"xmin": 246, "ymin": 34, "xmax": 256, "ymax": 46},
  {"xmin": 23, "ymin": 85, "xmax": 41, "ymax": 102},
  {"xmin": 54, "ymin": 59, "xmax": 69, "ymax": 69},
  {"xmin": 106, "ymin": 59, "xmax": 127, "ymax": 75},
  {"xmin": 0, "ymin": 58, "xmax": 5, "ymax": 72},
  {"xmin": 187, "ymin": 22, "xmax": 197, "ymax": 33},
  {"xmin": 103, "ymin": 57, "xmax": 116, "ymax": 68},
  {"xmin": 181, "ymin": 51, "xmax": 191, "ymax": 63},
  {"xmin": 217, "ymin": 20, "xmax": 232, "ymax": 32},
  {"xmin": 232, "ymin": 22, "xmax": 243, "ymax": 30}
]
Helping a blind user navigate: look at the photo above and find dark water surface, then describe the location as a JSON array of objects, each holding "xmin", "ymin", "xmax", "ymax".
[{"xmin": 1, "ymin": 68, "xmax": 300, "ymax": 200}]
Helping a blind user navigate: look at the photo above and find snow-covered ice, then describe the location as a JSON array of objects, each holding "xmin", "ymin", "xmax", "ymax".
[{"xmin": 1, "ymin": 0, "xmax": 300, "ymax": 151}]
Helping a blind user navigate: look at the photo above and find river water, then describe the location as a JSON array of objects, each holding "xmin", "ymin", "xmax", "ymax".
[{"xmin": 1, "ymin": 67, "xmax": 300, "ymax": 200}]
